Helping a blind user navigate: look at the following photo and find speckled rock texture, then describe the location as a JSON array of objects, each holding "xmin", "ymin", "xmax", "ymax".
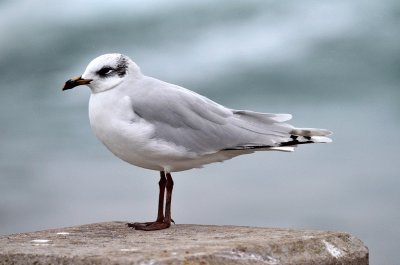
[{"xmin": 0, "ymin": 222, "xmax": 368, "ymax": 265}]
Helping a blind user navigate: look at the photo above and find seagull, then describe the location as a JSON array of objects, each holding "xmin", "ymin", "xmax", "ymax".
[{"xmin": 63, "ymin": 53, "xmax": 332, "ymax": 231}]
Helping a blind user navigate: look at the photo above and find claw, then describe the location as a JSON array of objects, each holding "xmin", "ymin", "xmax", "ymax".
[{"xmin": 127, "ymin": 221, "xmax": 170, "ymax": 231}]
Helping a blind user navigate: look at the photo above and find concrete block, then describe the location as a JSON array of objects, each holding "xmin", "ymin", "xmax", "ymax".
[{"xmin": 0, "ymin": 222, "xmax": 368, "ymax": 265}]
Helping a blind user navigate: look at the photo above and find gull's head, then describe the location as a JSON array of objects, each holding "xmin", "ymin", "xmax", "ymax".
[{"xmin": 63, "ymin": 53, "xmax": 140, "ymax": 93}]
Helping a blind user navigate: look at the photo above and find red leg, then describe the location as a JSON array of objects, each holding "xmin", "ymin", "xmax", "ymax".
[
  {"xmin": 134, "ymin": 172, "xmax": 174, "ymax": 231},
  {"xmin": 164, "ymin": 172, "xmax": 174, "ymax": 226},
  {"xmin": 127, "ymin": 171, "xmax": 167, "ymax": 229},
  {"xmin": 156, "ymin": 172, "xmax": 167, "ymax": 222}
]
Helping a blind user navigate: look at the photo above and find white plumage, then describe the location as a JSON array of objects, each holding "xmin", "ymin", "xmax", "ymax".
[{"xmin": 66, "ymin": 53, "xmax": 332, "ymax": 172}]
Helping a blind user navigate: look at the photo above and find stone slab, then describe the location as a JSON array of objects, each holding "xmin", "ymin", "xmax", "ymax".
[{"xmin": 0, "ymin": 222, "xmax": 368, "ymax": 265}]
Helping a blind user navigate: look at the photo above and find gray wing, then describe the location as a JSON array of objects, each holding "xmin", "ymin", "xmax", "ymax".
[{"xmin": 129, "ymin": 77, "xmax": 294, "ymax": 154}]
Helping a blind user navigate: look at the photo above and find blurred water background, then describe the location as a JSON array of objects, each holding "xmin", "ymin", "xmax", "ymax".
[{"xmin": 0, "ymin": 0, "xmax": 399, "ymax": 263}]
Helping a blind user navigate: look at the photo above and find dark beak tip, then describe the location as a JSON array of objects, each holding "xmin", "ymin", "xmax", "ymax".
[{"xmin": 62, "ymin": 80, "xmax": 73, "ymax": 91}]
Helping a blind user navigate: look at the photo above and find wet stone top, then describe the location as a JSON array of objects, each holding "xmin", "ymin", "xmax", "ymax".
[{"xmin": 0, "ymin": 222, "xmax": 368, "ymax": 265}]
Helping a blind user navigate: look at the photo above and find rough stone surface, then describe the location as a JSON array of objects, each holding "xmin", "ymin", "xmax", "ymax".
[{"xmin": 0, "ymin": 222, "xmax": 368, "ymax": 265}]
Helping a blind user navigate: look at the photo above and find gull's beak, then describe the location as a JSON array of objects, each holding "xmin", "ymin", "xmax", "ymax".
[{"xmin": 62, "ymin": 76, "xmax": 92, "ymax": 91}]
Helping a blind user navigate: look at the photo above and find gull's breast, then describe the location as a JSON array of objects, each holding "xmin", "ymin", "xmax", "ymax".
[{"xmin": 88, "ymin": 92, "xmax": 199, "ymax": 171}]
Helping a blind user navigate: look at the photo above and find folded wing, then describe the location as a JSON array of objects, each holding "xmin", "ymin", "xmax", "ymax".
[{"xmin": 130, "ymin": 77, "xmax": 331, "ymax": 155}]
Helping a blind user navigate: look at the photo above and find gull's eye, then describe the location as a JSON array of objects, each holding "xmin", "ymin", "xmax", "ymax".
[{"xmin": 97, "ymin": 66, "xmax": 114, "ymax": 77}]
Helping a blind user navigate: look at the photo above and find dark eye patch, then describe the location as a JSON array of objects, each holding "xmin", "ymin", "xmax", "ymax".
[
  {"xmin": 116, "ymin": 55, "xmax": 128, "ymax": 77},
  {"xmin": 96, "ymin": 66, "xmax": 115, "ymax": 77}
]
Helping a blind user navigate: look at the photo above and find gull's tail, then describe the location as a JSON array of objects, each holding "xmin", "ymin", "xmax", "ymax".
[
  {"xmin": 268, "ymin": 128, "xmax": 332, "ymax": 152},
  {"xmin": 222, "ymin": 110, "xmax": 332, "ymax": 153},
  {"xmin": 290, "ymin": 127, "xmax": 332, "ymax": 142},
  {"xmin": 282, "ymin": 127, "xmax": 332, "ymax": 146}
]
